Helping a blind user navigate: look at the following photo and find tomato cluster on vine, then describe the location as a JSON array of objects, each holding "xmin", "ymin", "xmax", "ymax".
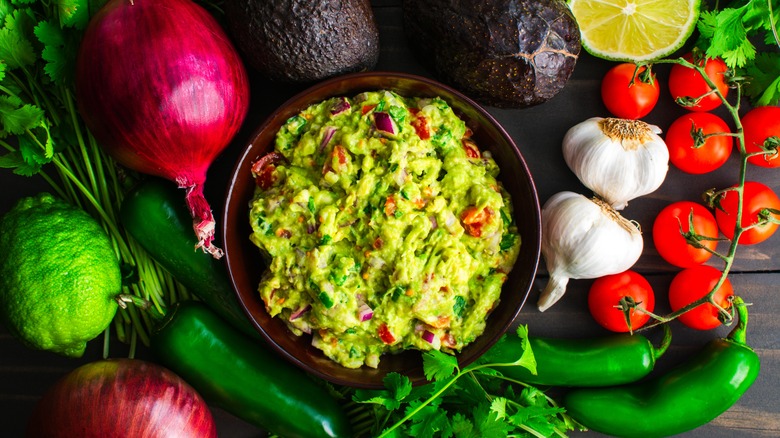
[{"xmin": 591, "ymin": 51, "xmax": 780, "ymax": 332}]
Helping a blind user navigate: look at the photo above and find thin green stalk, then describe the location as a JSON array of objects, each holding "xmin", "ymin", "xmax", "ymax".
[
  {"xmin": 103, "ymin": 326, "xmax": 111, "ymax": 359},
  {"xmin": 768, "ymin": 0, "xmax": 780, "ymax": 48},
  {"xmin": 19, "ymin": 67, "xmax": 63, "ymax": 127},
  {"xmin": 64, "ymin": 88, "xmax": 100, "ymax": 198}
]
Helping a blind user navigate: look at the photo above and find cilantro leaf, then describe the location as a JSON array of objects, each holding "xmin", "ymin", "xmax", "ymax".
[
  {"xmin": 406, "ymin": 400, "xmax": 452, "ymax": 438},
  {"xmin": 742, "ymin": 52, "xmax": 780, "ymax": 106},
  {"xmin": 473, "ymin": 402, "xmax": 512, "ymax": 438},
  {"xmin": 706, "ymin": 6, "xmax": 757, "ymax": 68},
  {"xmin": 423, "ymin": 349, "xmax": 459, "ymax": 382},
  {"xmin": 0, "ymin": 150, "xmax": 29, "ymax": 172},
  {"xmin": 0, "ymin": 95, "xmax": 44, "ymax": 136},
  {"xmin": 450, "ymin": 413, "xmax": 478, "ymax": 438},
  {"xmin": 384, "ymin": 372, "xmax": 413, "ymax": 403},
  {"xmin": 510, "ymin": 386, "xmax": 568, "ymax": 437},
  {"xmin": 0, "ymin": 1, "xmax": 12, "ymax": 25},
  {"xmin": 696, "ymin": 10, "xmax": 717, "ymax": 41},
  {"xmin": 352, "ymin": 388, "xmax": 401, "ymax": 411},
  {"xmin": 478, "ymin": 325, "xmax": 537, "ymax": 375},
  {"xmin": 34, "ymin": 19, "xmax": 79, "ymax": 84},
  {"xmin": 351, "ymin": 373, "xmax": 414, "ymax": 411},
  {"xmin": 0, "ymin": 9, "xmax": 37, "ymax": 69},
  {"xmin": 56, "ymin": 0, "xmax": 92, "ymax": 30},
  {"xmin": 489, "ymin": 397, "xmax": 508, "ymax": 420}
]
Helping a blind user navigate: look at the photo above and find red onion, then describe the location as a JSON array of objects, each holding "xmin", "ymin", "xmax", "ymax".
[
  {"xmin": 373, "ymin": 111, "xmax": 396, "ymax": 135},
  {"xmin": 289, "ymin": 304, "xmax": 311, "ymax": 321},
  {"xmin": 75, "ymin": 0, "xmax": 250, "ymax": 258},
  {"xmin": 330, "ymin": 97, "xmax": 351, "ymax": 115},
  {"xmin": 26, "ymin": 359, "xmax": 216, "ymax": 438},
  {"xmin": 319, "ymin": 126, "xmax": 337, "ymax": 152},
  {"xmin": 422, "ymin": 330, "xmax": 435, "ymax": 344},
  {"xmin": 358, "ymin": 302, "xmax": 374, "ymax": 322}
]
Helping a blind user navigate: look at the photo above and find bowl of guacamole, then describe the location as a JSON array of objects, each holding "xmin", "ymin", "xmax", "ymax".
[{"xmin": 222, "ymin": 72, "xmax": 541, "ymax": 388}]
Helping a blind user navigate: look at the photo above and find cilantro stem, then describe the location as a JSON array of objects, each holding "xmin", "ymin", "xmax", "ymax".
[
  {"xmin": 20, "ymin": 67, "xmax": 63, "ymax": 127},
  {"xmin": 768, "ymin": 0, "xmax": 780, "ymax": 49},
  {"xmin": 51, "ymin": 155, "xmax": 131, "ymax": 250},
  {"xmin": 64, "ymin": 88, "xmax": 100, "ymax": 198}
]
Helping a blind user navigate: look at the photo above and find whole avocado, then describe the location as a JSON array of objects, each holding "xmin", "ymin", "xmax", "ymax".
[
  {"xmin": 223, "ymin": 0, "xmax": 380, "ymax": 83},
  {"xmin": 403, "ymin": 0, "xmax": 581, "ymax": 108}
]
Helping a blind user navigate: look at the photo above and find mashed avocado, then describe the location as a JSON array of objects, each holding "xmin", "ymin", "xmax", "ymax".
[{"xmin": 249, "ymin": 90, "xmax": 521, "ymax": 368}]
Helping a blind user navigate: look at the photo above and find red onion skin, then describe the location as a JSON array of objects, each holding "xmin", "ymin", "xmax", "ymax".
[
  {"xmin": 75, "ymin": 0, "xmax": 250, "ymax": 258},
  {"xmin": 25, "ymin": 359, "xmax": 217, "ymax": 438}
]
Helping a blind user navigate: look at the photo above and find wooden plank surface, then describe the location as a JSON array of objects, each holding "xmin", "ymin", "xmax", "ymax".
[{"xmin": 1, "ymin": 1, "xmax": 779, "ymax": 437}]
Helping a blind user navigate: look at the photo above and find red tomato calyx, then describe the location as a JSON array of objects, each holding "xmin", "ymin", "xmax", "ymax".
[
  {"xmin": 749, "ymin": 136, "xmax": 780, "ymax": 161},
  {"xmin": 676, "ymin": 211, "xmax": 724, "ymax": 250},
  {"xmin": 614, "ymin": 295, "xmax": 655, "ymax": 334}
]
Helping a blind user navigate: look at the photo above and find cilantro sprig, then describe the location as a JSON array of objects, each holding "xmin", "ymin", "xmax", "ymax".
[
  {"xmin": 351, "ymin": 327, "xmax": 576, "ymax": 438},
  {"xmin": 696, "ymin": 0, "xmax": 780, "ymax": 106}
]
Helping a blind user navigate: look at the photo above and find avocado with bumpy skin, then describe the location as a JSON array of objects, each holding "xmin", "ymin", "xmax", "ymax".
[
  {"xmin": 224, "ymin": 0, "xmax": 380, "ymax": 83},
  {"xmin": 403, "ymin": 0, "xmax": 581, "ymax": 108}
]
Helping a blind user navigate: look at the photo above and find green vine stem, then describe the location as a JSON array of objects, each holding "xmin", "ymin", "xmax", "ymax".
[{"xmin": 643, "ymin": 51, "xmax": 768, "ymax": 328}]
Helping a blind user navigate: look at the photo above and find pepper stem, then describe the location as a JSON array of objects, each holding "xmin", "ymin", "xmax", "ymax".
[
  {"xmin": 652, "ymin": 323, "xmax": 673, "ymax": 361},
  {"xmin": 727, "ymin": 296, "xmax": 749, "ymax": 346}
]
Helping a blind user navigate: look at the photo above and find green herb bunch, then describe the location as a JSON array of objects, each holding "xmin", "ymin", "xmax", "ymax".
[
  {"xmin": 0, "ymin": 0, "xmax": 188, "ymax": 356},
  {"xmin": 696, "ymin": 0, "xmax": 780, "ymax": 106},
  {"xmin": 349, "ymin": 327, "xmax": 575, "ymax": 438}
]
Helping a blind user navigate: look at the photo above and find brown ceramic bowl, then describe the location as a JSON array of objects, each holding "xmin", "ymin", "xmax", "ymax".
[{"xmin": 221, "ymin": 71, "xmax": 540, "ymax": 389}]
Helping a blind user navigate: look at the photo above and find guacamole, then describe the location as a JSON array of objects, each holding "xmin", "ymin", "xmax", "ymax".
[{"xmin": 249, "ymin": 90, "xmax": 521, "ymax": 368}]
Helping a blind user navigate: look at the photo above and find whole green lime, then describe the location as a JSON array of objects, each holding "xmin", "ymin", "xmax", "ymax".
[{"xmin": 0, "ymin": 193, "xmax": 122, "ymax": 357}]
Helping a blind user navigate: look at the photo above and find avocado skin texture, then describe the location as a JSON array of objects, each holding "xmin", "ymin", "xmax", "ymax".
[
  {"xmin": 403, "ymin": 0, "xmax": 581, "ymax": 108},
  {"xmin": 224, "ymin": 0, "xmax": 380, "ymax": 83}
]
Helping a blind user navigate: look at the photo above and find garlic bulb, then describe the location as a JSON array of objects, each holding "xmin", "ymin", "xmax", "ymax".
[
  {"xmin": 538, "ymin": 191, "xmax": 643, "ymax": 312},
  {"xmin": 563, "ymin": 117, "xmax": 669, "ymax": 210}
]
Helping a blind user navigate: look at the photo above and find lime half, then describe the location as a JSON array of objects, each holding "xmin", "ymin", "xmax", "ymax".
[{"xmin": 568, "ymin": 0, "xmax": 700, "ymax": 62}]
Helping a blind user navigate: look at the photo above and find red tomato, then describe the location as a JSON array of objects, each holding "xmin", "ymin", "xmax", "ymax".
[
  {"xmin": 742, "ymin": 106, "xmax": 780, "ymax": 168},
  {"xmin": 715, "ymin": 181, "xmax": 780, "ymax": 245},
  {"xmin": 668, "ymin": 53, "xmax": 729, "ymax": 112},
  {"xmin": 653, "ymin": 201, "xmax": 719, "ymax": 268},
  {"xmin": 601, "ymin": 63, "xmax": 660, "ymax": 119},
  {"xmin": 588, "ymin": 270, "xmax": 655, "ymax": 332},
  {"xmin": 377, "ymin": 323, "xmax": 396, "ymax": 344},
  {"xmin": 665, "ymin": 112, "xmax": 733, "ymax": 174},
  {"xmin": 668, "ymin": 265, "xmax": 733, "ymax": 330}
]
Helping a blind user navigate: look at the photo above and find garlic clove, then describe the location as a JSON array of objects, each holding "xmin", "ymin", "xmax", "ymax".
[
  {"xmin": 563, "ymin": 117, "xmax": 669, "ymax": 210},
  {"xmin": 537, "ymin": 274, "xmax": 569, "ymax": 312},
  {"xmin": 537, "ymin": 191, "xmax": 643, "ymax": 311}
]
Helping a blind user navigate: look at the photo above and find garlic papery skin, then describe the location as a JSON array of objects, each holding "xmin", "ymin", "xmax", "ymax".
[
  {"xmin": 563, "ymin": 117, "xmax": 669, "ymax": 210},
  {"xmin": 538, "ymin": 191, "xmax": 643, "ymax": 312}
]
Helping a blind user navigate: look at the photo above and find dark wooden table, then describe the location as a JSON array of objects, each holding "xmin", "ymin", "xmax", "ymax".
[{"xmin": 2, "ymin": 2, "xmax": 779, "ymax": 437}]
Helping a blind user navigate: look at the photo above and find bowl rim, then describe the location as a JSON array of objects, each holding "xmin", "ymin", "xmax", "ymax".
[{"xmin": 221, "ymin": 70, "xmax": 541, "ymax": 388}]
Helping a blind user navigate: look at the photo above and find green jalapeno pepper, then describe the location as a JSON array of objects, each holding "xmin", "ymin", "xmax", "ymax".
[
  {"xmin": 562, "ymin": 297, "xmax": 760, "ymax": 438},
  {"xmin": 151, "ymin": 300, "xmax": 353, "ymax": 438},
  {"xmin": 120, "ymin": 178, "xmax": 257, "ymax": 338},
  {"xmin": 485, "ymin": 324, "xmax": 671, "ymax": 387}
]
